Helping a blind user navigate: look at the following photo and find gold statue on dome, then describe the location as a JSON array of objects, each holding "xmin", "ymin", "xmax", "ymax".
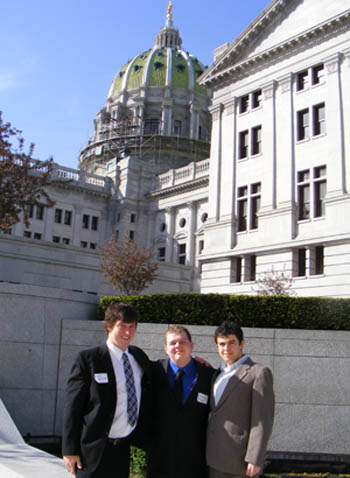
[{"xmin": 167, "ymin": 1, "xmax": 173, "ymax": 20}]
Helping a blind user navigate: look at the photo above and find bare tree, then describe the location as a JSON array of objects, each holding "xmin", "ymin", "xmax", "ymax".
[
  {"xmin": 100, "ymin": 236, "xmax": 159, "ymax": 295},
  {"xmin": 254, "ymin": 267, "xmax": 296, "ymax": 296},
  {"xmin": 0, "ymin": 112, "xmax": 55, "ymax": 233}
]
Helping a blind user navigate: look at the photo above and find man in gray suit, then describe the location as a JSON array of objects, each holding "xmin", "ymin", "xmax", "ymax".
[{"xmin": 206, "ymin": 321, "xmax": 275, "ymax": 478}]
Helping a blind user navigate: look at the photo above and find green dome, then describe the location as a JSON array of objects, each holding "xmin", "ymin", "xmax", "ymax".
[{"xmin": 107, "ymin": 47, "xmax": 208, "ymax": 99}]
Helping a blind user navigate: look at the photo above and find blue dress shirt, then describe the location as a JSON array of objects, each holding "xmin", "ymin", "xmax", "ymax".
[{"xmin": 167, "ymin": 358, "xmax": 197, "ymax": 404}]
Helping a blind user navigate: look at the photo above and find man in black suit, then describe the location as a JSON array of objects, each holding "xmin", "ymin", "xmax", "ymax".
[
  {"xmin": 147, "ymin": 325, "xmax": 214, "ymax": 478},
  {"xmin": 62, "ymin": 302, "xmax": 151, "ymax": 478}
]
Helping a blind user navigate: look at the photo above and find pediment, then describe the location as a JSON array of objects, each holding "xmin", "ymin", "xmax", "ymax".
[{"xmin": 200, "ymin": 0, "xmax": 350, "ymax": 87}]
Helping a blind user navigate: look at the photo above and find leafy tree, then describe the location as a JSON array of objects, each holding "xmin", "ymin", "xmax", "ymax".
[
  {"xmin": 254, "ymin": 267, "xmax": 296, "ymax": 296},
  {"xmin": 100, "ymin": 236, "xmax": 159, "ymax": 295},
  {"xmin": 0, "ymin": 112, "xmax": 55, "ymax": 233}
]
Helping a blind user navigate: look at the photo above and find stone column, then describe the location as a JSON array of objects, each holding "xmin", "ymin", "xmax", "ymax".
[
  {"xmin": 190, "ymin": 102, "xmax": 199, "ymax": 140},
  {"xmin": 207, "ymin": 103, "xmax": 224, "ymax": 222},
  {"xmin": 186, "ymin": 202, "xmax": 196, "ymax": 265},
  {"xmin": 260, "ymin": 81, "xmax": 276, "ymax": 211},
  {"xmin": 324, "ymin": 53, "xmax": 345, "ymax": 197},
  {"xmin": 165, "ymin": 207, "xmax": 175, "ymax": 262},
  {"xmin": 342, "ymin": 48, "xmax": 350, "ymax": 193}
]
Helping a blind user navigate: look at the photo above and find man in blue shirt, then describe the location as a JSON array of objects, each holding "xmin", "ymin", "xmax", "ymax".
[{"xmin": 147, "ymin": 325, "xmax": 214, "ymax": 478}]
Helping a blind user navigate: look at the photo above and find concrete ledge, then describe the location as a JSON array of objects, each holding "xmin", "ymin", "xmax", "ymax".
[{"xmin": 0, "ymin": 444, "xmax": 66, "ymax": 478}]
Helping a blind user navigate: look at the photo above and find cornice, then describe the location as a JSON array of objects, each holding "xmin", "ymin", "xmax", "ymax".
[
  {"xmin": 148, "ymin": 176, "xmax": 208, "ymax": 199},
  {"xmin": 203, "ymin": 9, "xmax": 350, "ymax": 90}
]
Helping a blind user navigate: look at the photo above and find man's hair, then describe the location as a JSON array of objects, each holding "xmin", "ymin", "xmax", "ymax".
[
  {"xmin": 104, "ymin": 302, "xmax": 139, "ymax": 331},
  {"xmin": 165, "ymin": 325, "xmax": 192, "ymax": 344},
  {"xmin": 214, "ymin": 321, "xmax": 244, "ymax": 344}
]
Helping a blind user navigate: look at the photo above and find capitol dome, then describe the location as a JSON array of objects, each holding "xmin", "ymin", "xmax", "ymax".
[{"xmin": 79, "ymin": 3, "xmax": 211, "ymax": 173}]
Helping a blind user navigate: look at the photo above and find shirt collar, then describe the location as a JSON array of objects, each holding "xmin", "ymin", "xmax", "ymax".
[
  {"xmin": 168, "ymin": 357, "xmax": 195, "ymax": 376},
  {"xmin": 221, "ymin": 354, "xmax": 248, "ymax": 373},
  {"xmin": 106, "ymin": 339, "xmax": 129, "ymax": 360}
]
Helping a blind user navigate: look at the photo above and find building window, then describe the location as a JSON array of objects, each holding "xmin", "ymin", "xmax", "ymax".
[
  {"xmin": 129, "ymin": 230, "xmax": 134, "ymax": 240},
  {"xmin": 91, "ymin": 216, "xmax": 99, "ymax": 231},
  {"xmin": 230, "ymin": 257, "xmax": 242, "ymax": 283},
  {"xmin": 62, "ymin": 238, "xmax": 70, "ymax": 245},
  {"xmin": 81, "ymin": 241, "xmax": 88, "ymax": 248},
  {"xmin": 313, "ymin": 103, "xmax": 326, "ymax": 136},
  {"xmin": 174, "ymin": 120, "xmax": 182, "ymax": 135},
  {"xmin": 158, "ymin": 247, "xmax": 166, "ymax": 261},
  {"xmin": 53, "ymin": 236, "xmax": 60, "ymax": 243},
  {"xmin": 297, "ymin": 170, "xmax": 310, "ymax": 220},
  {"xmin": 64, "ymin": 210, "xmax": 72, "ymax": 226},
  {"xmin": 160, "ymin": 222, "xmax": 166, "ymax": 232},
  {"xmin": 178, "ymin": 243, "xmax": 186, "ymax": 264},
  {"xmin": 237, "ymin": 186, "xmax": 248, "ymax": 232},
  {"xmin": 244, "ymin": 255, "xmax": 256, "ymax": 282},
  {"xmin": 33, "ymin": 232, "xmax": 42, "ymax": 240},
  {"xmin": 297, "ymin": 109, "xmax": 309, "ymax": 141},
  {"xmin": 26, "ymin": 204, "xmax": 34, "ymax": 218},
  {"xmin": 315, "ymin": 246, "xmax": 324, "ymax": 275},
  {"xmin": 82, "ymin": 214, "xmax": 89, "ymax": 229},
  {"xmin": 297, "ymin": 166, "xmax": 326, "ymax": 220},
  {"xmin": 201, "ymin": 212, "xmax": 208, "ymax": 223},
  {"xmin": 297, "ymin": 64, "xmax": 324, "ymax": 91},
  {"xmin": 296, "ymin": 70, "xmax": 309, "ymax": 91},
  {"xmin": 295, "ymin": 248, "xmax": 306, "ymax": 277},
  {"xmin": 251, "ymin": 126, "xmax": 262, "ymax": 155},
  {"xmin": 35, "ymin": 206, "xmax": 44, "ymax": 220},
  {"xmin": 238, "ymin": 130, "xmax": 249, "ymax": 159},
  {"xmin": 55, "ymin": 208, "xmax": 62, "ymax": 223},
  {"xmin": 239, "ymin": 126, "xmax": 262, "ymax": 158},
  {"xmin": 239, "ymin": 95, "xmax": 249, "ymax": 113},
  {"xmin": 252, "ymin": 89, "xmax": 262, "ymax": 109},
  {"xmin": 144, "ymin": 119, "xmax": 160, "ymax": 135},
  {"xmin": 237, "ymin": 183, "xmax": 261, "ymax": 232},
  {"xmin": 115, "ymin": 230, "xmax": 119, "ymax": 241},
  {"xmin": 199, "ymin": 240, "xmax": 204, "ymax": 254},
  {"xmin": 117, "ymin": 213, "xmax": 121, "ymax": 222},
  {"xmin": 239, "ymin": 89, "xmax": 262, "ymax": 113},
  {"xmin": 312, "ymin": 64, "xmax": 325, "ymax": 85},
  {"xmin": 90, "ymin": 243, "xmax": 96, "ymax": 250},
  {"xmin": 179, "ymin": 218, "xmax": 186, "ymax": 228},
  {"xmin": 250, "ymin": 183, "xmax": 261, "ymax": 230},
  {"xmin": 130, "ymin": 214, "xmax": 136, "ymax": 223},
  {"xmin": 24, "ymin": 231, "xmax": 31, "ymax": 238}
]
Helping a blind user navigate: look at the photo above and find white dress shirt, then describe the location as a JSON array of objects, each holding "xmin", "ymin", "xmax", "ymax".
[
  {"xmin": 106, "ymin": 339, "xmax": 143, "ymax": 438},
  {"xmin": 213, "ymin": 355, "xmax": 249, "ymax": 406}
]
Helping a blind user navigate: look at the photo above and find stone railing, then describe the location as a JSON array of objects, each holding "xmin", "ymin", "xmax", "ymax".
[
  {"xmin": 157, "ymin": 159, "xmax": 210, "ymax": 189},
  {"xmin": 51, "ymin": 164, "xmax": 111, "ymax": 193}
]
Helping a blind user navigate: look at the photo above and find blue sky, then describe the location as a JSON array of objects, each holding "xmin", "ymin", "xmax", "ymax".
[{"xmin": 1, "ymin": 0, "xmax": 271, "ymax": 169}]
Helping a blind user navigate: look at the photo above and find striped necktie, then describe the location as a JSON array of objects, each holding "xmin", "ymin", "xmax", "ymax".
[{"xmin": 122, "ymin": 352, "xmax": 138, "ymax": 426}]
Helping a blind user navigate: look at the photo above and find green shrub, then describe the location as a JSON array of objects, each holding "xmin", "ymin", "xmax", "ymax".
[
  {"xmin": 98, "ymin": 293, "xmax": 350, "ymax": 330},
  {"xmin": 130, "ymin": 446, "xmax": 146, "ymax": 477}
]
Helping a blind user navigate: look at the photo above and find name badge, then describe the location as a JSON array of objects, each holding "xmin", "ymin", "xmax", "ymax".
[
  {"xmin": 197, "ymin": 392, "xmax": 208, "ymax": 404},
  {"xmin": 94, "ymin": 373, "xmax": 109, "ymax": 384}
]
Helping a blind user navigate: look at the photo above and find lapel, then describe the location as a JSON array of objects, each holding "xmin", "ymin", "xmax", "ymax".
[
  {"xmin": 213, "ymin": 358, "xmax": 254, "ymax": 410},
  {"xmin": 97, "ymin": 344, "xmax": 117, "ymax": 407}
]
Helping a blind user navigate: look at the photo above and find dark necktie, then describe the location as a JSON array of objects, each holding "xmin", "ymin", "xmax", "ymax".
[
  {"xmin": 122, "ymin": 352, "xmax": 138, "ymax": 426},
  {"xmin": 173, "ymin": 368, "xmax": 184, "ymax": 405}
]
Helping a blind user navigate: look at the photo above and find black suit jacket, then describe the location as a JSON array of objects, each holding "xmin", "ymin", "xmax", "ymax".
[
  {"xmin": 147, "ymin": 359, "xmax": 214, "ymax": 478},
  {"xmin": 62, "ymin": 344, "xmax": 151, "ymax": 473}
]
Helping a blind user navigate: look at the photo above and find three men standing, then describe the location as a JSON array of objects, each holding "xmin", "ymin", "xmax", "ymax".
[{"xmin": 207, "ymin": 321, "xmax": 275, "ymax": 478}]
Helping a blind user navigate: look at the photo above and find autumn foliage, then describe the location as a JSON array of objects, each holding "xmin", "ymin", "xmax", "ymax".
[
  {"xmin": 100, "ymin": 236, "xmax": 159, "ymax": 295},
  {"xmin": 0, "ymin": 112, "xmax": 55, "ymax": 233}
]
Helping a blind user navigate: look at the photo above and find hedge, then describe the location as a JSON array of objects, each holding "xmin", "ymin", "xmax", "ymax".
[{"xmin": 98, "ymin": 293, "xmax": 350, "ymax": 330}]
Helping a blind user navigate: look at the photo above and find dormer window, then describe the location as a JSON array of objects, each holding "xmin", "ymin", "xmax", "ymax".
[
  {"xmin": 134, "ymin": 64, "xmax": 142, "ymax": 73},
  {"xmin": 154, "ymin": 62, "xmax": 164, "ymax": 70},
  {"xmin": 176, "ymin": 64, "xmax": 185, "ymax": 73}
]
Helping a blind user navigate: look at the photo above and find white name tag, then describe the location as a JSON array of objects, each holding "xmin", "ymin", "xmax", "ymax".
[
  {"xmin": 197, "ymin": 392, "xmax": 208, "ymax": 404},
  {"xmin": 94, "ymin": 373, "xmax": 109, "ymax": 384}
]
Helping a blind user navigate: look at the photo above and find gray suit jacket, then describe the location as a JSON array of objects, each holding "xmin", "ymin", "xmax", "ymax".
[{"xmin": 206, "ymin": 357, "xmax": 275, "ymax": 476}]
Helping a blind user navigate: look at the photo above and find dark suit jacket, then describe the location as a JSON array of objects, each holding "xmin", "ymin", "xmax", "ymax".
[
  {"xmin": 147, "ymin": 359, "xmax": 214, "ymax": 478},
  {"xmin": 206, "ymin": 357, "xmax": 275, "ymax": 476},
  {"xmin": 62, "ymin": 344, "xmax": 151, "ymax": 473}
]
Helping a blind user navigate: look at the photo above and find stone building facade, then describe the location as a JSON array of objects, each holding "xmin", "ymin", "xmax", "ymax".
[{"xmin": 1, "ymin": 0, "xmax": 350, "ymax": 298}]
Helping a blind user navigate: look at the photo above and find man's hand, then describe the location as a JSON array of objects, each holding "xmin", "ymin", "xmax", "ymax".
[
  {"xmin": 194, "ymin": 356, "xmax": 213, "ymax": 368},
  {"xmin": 63, "ymin": 455, "xmax": 82, "ymax": 476},
  {"xmin": 246, "ymin": 463, "xmax": 261, "ymax": 477}
]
